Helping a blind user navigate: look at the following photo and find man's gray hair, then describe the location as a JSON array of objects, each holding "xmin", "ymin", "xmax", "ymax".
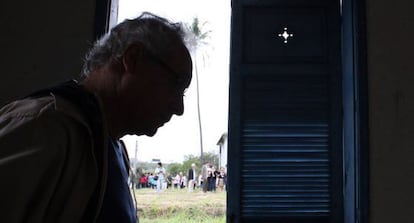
[{"xmin": 82, "ymin": 12, "xmax": 188, "ymax": 77}]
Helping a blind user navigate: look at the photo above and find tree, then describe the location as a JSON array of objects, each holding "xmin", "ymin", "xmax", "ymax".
[
  {"xmin": 201, "ymin": 152, "xmax": 220, "ymax": 168},
  {"xmin": 182, "ymin": 152, "xmax": 219, "ymax": 172},
  {"xmin": 161, "ymin": 153, "xmax": 220, "ymax": 177},
  {"xmin": 135, "ymin": 161, "xmax": 157, "ymax": 173},
  {"xmin": 186, "ymin": 17, "xmax": 211, "ymax": 163},
  {"xmin": 167, "ymin": 162, "xmax": 184, "ymax": 175},
  {"xmin": 182, "ymin": 154, "xmax": 202, "ymax": 171}
]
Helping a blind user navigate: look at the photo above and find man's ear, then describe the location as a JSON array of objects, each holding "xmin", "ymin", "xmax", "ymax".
[{"xmin": 122, "ymin": 43, "xmax": 146, "ymax": 74}]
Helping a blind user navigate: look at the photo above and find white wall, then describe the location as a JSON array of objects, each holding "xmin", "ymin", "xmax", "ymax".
[{"xmin": 219, "ymin": 135, "xmax": 228, "ymax": 169}]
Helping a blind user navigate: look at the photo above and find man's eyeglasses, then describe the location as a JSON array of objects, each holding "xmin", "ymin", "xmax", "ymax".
[{"xmin": 146, "ymin": 50, "xmax": 182, "ymax": 89}]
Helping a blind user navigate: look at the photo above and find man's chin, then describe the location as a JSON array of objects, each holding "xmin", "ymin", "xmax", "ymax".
[
  {"xmin": 145, "ymin": 121, "xmax": 168, "ymax": 136},
  {"xmin": 145, "ymin": 127, "xmax": 159, "ymax": 137},
  {"xmin": 128, "ymin": 127, "xmax": 158, "ymax": 137},
  {"xmin": 130, "ymin": 122, "xmax": 165, "ymax": 137}
]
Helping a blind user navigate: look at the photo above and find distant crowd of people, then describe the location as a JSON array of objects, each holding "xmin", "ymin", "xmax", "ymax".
[{"xmin": 129, "ymin": 162, "xmax": 227, "ymax": 193}]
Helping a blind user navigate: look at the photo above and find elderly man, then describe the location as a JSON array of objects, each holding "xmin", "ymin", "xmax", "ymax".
[
  {"xmin": 187, "ymin": 163, "xmax": 197, "ymax": 192},
  {"xmin": 0, "ymin": 12, "xmax": 192, "ymax": 223}
]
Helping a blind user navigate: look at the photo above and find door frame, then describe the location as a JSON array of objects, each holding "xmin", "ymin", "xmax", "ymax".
[{"xmin": 99, "ymin": 0, "xmax": 370, "ymax": 222}]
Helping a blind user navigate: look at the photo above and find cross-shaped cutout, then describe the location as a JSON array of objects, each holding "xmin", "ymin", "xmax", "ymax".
[{"xmin": 277, "ymin": 27, "xmax": 294, "ymax": 44}]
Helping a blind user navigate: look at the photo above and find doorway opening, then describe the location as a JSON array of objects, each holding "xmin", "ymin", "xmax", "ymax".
[{"xmin": 111, "ymin": 0, "xmax": 231, "ymax": 222}]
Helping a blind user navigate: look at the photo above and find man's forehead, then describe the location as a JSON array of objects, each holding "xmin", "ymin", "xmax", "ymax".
[{"xmin": 168, "ymin": 45, "xmax": 192, "ymax": 85}]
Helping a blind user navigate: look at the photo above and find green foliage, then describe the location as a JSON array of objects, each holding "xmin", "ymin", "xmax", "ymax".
[
  {"xmin": 200, "ymin": 152, "xmax": 219, "ymax": 167},
  {"xmin": 134, "ymin": 162, "xmax": 157, "ymax": 174},
  {"xmin": 167, "ymin": 162, "xmax": 184, "ymax": 175},
  {"xmin": 181, "ymin": 152, "xmax": 219, "ymax": 174},
  {"xmin": 186, "ymin": 17, "xmax": 211, "ymax": 53},
  {"xmin": 182, "ymin": 154, "xmax": 201, "ymax": 172}
]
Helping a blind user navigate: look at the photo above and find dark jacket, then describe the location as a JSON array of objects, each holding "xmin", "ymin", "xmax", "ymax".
[{"xmin": 0, "ymin": 91, "xmax": 108, "ymax": 222}]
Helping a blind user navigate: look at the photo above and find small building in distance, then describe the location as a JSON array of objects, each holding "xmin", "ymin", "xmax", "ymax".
[{"xmin": 216, "ymin": 133, "xmax": 228, "ymax": 169}]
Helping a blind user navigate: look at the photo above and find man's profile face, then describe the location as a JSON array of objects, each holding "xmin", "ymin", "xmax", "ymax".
[{"xmin": 120, "ymin": 43, "xmax": 192, "ymax": 136}]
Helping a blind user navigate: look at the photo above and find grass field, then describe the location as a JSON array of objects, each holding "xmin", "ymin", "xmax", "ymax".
[{"xmin": 133, "ymin": 188, "xmax": 226, "ymax": 223}]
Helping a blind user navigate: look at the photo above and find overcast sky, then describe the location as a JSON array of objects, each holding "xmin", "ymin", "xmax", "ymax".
[{"xmin": 117, "ymin": 0, "xmax": 231, "ymax": 163}]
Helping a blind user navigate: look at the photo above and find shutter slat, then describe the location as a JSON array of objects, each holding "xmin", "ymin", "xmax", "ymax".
[{"xmin": 240, "ymin": 75, "xmax": 331, "ymax": 218}]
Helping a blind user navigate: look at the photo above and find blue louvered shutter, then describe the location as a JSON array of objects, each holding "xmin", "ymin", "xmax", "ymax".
[{"xmin": 227, "ymin": 0, "xmax": 343, "ymax": 222}]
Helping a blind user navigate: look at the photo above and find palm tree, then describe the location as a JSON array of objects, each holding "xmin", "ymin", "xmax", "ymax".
[{"xmin": 186, "ymin": 17, "xmax": 211, "ymax": 163}]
